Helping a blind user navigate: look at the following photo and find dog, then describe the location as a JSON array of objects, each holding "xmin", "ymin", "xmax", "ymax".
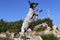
[{"xmin": 21, "ymin": 1, "xmax": 39, "ymax": 36}]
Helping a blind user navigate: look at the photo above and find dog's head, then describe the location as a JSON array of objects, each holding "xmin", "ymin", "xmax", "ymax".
[{"xmin": 28, "ymin": 1, "xmax": 38, "ymax": 9}]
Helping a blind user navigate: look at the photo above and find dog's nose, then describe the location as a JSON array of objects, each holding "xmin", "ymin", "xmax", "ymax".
[{"xmin": 36, "ymin": 3, "xmax": 38, "ymax": 5}]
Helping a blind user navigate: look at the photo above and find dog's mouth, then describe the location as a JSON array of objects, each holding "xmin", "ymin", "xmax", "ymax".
[
  {"xmin": 35, "ymin": 3, "xmax": 38, "ymax": 7},
  {"xmin": 34, "ymin": 3, "xmax": 38, "ymax": 7}
]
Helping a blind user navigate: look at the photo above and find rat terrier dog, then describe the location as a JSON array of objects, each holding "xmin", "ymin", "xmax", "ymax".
[{"xmin": 21, "ymin": 1, "xmax": 39, "ymax": 36}]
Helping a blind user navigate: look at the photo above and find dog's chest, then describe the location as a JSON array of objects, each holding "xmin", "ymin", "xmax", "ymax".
[
  {"xmin": 26, "ymin": 8, "xmax": 34, "ymax": 18},
  {"xmin": 24, "ymin": 8, "xmax": 34, "ymax": 22}
]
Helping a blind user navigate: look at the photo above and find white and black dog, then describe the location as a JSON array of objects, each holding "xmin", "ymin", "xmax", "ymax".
[{"xmin": 21, "ymin": 1, "xmax": 42, "ymax": 35}]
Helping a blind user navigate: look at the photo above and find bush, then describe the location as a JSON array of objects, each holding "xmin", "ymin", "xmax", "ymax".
[
  {"xmin": 41, "ymin": 34, "xmax": 58, "ymax": 40},
  {"xmin": 36, "ymin": 26, "xmax": 46, "ymax": 32}
]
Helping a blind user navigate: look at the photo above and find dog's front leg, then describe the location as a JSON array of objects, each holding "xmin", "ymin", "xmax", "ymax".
[{"xmin": 31, "ymin": 13, "xmax": 38, "ymax": 19}]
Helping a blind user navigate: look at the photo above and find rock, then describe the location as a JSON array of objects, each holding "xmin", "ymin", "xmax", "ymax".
[
  {"xmin": 13, "ymin": 36, "xmax": 42, "ymax": 40},
  {"xmin": 30, "ymin": 36, "xmax": 42, "ymax": 40},
  {"xmin": 0, "ymin": 33, "xmax": 6, "ymax": 38}
]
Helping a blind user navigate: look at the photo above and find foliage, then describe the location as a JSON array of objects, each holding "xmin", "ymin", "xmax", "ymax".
[
  {"xmin": 30, "ymin": 18, "xmax": 53, "ymax": 30},
  {"xmin": 41, "ymin": 34, "xmax": 58, "ymax": 40},
  {"xmin": 42, "ymin": 18, "xmax": 53, "ymax": 28},
  {"xmin": 0, "ymin": 18, "xmax": 53, "ymax": 32},
  {"xmin": 36, "ymin": 26, "xmax": 46, "ymax": 32},
  {"xmin": 0, "ymin": 19, "xmax": 23, "ymax": 32}
]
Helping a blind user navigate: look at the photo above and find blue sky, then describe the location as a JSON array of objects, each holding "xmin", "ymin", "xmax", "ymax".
[{"xmin": 0, "ymin": 0, "xmax": 60, "ymax": 26}]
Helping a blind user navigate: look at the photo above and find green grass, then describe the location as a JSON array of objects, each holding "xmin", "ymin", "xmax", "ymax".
[{"xmin": 41, "ymin": 34, "xmax": 58, "ymax": 40}]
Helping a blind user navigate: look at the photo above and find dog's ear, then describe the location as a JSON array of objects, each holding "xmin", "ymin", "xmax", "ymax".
[{"xmin": 28, "ymin": 1, "xmax": 31, "ymax": 5}]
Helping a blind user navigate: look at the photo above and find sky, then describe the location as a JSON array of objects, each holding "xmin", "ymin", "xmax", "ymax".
[{"xmin": 0, "ymin": 0, "xmax": 60, "ymax": 26}]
